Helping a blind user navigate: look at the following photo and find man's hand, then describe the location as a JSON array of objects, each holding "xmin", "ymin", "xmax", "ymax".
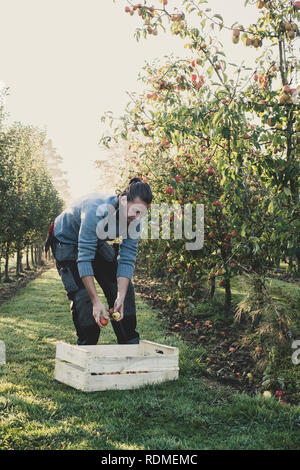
[
  {"xmin": 92, "ymin": 300, "xmax": 109, "ymax": 328},
  {"xmin": 81, "ymin": 275, "xmax": 109, "ymax": 327},
  {"xmin": 113, "ymin": 295, "xmax": 124, "ymax": 321},
  {"xmin": 113, "ymin": 277, "xmax": 129, "ymax": 321}
]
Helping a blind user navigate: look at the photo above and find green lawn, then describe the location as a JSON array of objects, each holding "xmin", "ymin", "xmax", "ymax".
[{"xmin": 0, "ymin": 268, "xmax": 299, "ymax": 450}]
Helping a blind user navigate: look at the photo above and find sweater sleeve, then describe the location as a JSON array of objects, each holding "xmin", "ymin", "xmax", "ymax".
[
  {"xmin": 77, "ymin": 200, "xmax": 100, "ymax": 278},
  {"xmin": 116, "ymin": 219, "xmax": 142, "ymax": 280}
]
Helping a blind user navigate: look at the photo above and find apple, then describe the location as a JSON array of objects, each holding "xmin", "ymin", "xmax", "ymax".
[
  {"xmin": 100, "ymin": 317, "xmax": 108, "ymax": 326},
  {"xmin": 262, "ymin": 391, "xmax": 272, "ymax": 399},
  {"xmin": 294, "ymin": 1, "xmax": 300, "ymax": 10},
  {"xmin": 280, "ymin": 93, "xmax": 292, "ymax": 104},
  {"xmin": 112, "ymin": 312, "xmax": 121, "ymax": 321},
  {"xmin": 165, "ymin": 186, "xmax": 174, "ymax": 195},
  {"xmin": 284, "ymin": 22, "xmax": 292, "ymax": 31},
  {"xmin": 257, "ymin": 0, "xmax": 265, "ymax": 8},
  {"xmin": 253, "ymin": 38, "xmax": 260, "ymax": 48}
]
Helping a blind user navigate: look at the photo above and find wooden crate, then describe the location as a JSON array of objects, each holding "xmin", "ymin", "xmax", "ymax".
[{"xmin": 54, "ymin": 340, "xmax": 179, "ymax": 392}]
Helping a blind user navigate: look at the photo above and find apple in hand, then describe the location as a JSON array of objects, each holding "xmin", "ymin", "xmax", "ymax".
[
  {"xmin": 112, "ymin": 312, "xmax": 121, "ymax": 321},
  {"xmin": 100, "ymin": 317, "xmax": 109, "ymax": 326}
]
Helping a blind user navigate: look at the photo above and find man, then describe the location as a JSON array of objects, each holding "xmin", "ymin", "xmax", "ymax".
[{"xmin": 47, "ymin": 178, "xmax": 152, "ymax": 346}]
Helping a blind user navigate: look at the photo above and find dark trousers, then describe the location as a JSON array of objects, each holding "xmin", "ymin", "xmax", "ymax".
[{"xmin": 51, "ymin": 237, "xmax": 139, "ymax": 346}]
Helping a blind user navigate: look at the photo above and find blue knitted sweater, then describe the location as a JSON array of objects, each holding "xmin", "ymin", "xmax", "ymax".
[{"xmin": 54, "ymin": 193, "xmax": 141, "ymax": 280}]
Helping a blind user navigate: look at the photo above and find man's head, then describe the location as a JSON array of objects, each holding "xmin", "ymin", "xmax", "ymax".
[{"xmin": 118, "ymin": 177, "xmax": 152, "ymax": 225}]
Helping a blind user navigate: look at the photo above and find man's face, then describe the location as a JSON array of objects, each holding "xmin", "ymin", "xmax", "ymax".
[{"xmin": 120, "ymin": 195, "xmax": 150, "ymax": 224}]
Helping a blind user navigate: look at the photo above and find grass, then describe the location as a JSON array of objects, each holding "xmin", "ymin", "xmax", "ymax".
[{"xmin": 0, "ymin": 268, "xmax": 299, "ymax": 450}]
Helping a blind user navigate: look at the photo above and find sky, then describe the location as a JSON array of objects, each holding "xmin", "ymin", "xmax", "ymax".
[{"xmin": 0, "ymin": 0, "xmax": 260, "ymax": 201}]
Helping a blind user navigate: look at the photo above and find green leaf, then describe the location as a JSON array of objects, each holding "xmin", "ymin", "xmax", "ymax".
[{"xmin": 268, "ymin": 201, "xmax": 274, "ymax": 214}]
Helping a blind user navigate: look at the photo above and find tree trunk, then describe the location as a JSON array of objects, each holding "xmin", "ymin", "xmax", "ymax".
[
  {"xmin": 16, "ymin": 249, "xmax": 21, "ymax": 276},
  {"xmin": 209, "ymin": 277, "xmax": 215, "ymax": 299},
  {"xmin": 224, "ymin": 279, "xmax": 232, "ymax": 314},
  {"xmin": 26, "ymin": 247, "xmax": 31, "ymax": 270},
  {"xmin": 31, "ymin": 244, "xmax": 35, "ymax": 267},
  {"xmin": 4, "ymin": 244, "xmax": 10, "ymax": 281},
  {"xmin": 20, "ymin": 250, "xmax": 24, "ymax": 273},
  {"xmin": 38, "ymin": 245, "xmax": 42, "ymax": 265}
]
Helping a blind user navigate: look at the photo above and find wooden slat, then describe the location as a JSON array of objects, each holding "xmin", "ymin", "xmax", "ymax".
[
  {"xmin": 86, "ymin": 354, "xmax": 178, "ymax": 373},
  {"xmin": 141, "ymin": 340, "xmax": 179, "ymax": 356},
  {"xmin": 0, "ymin": 341, "xmax": 5, "ymax": 365},
  {"xmin": 79, "ymin": 344, "xmax": 141, "ymax": 356},
  {"xmin": 56, "ymin": 341, "xmax": 90, "ymax": 369},
  {"xmin": 86, "ymin": 369, "xmax": 179, "ymax": 392},
  {"xmin": 54, "ymin": 360, "xmax": 89, "ymax": 391}
]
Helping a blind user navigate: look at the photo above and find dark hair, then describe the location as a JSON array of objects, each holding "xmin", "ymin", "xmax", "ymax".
[{"xmin": 117, "ymin": 177, "xmax": 153, "ymax": 204}]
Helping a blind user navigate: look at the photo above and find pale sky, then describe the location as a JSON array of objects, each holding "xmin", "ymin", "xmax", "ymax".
[{"xmin": 0, "ymin": 0, "xmax": 260, "ymax": 200}]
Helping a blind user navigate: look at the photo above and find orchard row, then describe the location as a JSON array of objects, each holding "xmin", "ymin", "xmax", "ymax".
[
  {"xmin": 0, "ymin": 103, "xmax": 64, "ymax": 280},
  {"xmin": 102, "ymin": 1, "xmax": 299, "ymax": 325}
]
